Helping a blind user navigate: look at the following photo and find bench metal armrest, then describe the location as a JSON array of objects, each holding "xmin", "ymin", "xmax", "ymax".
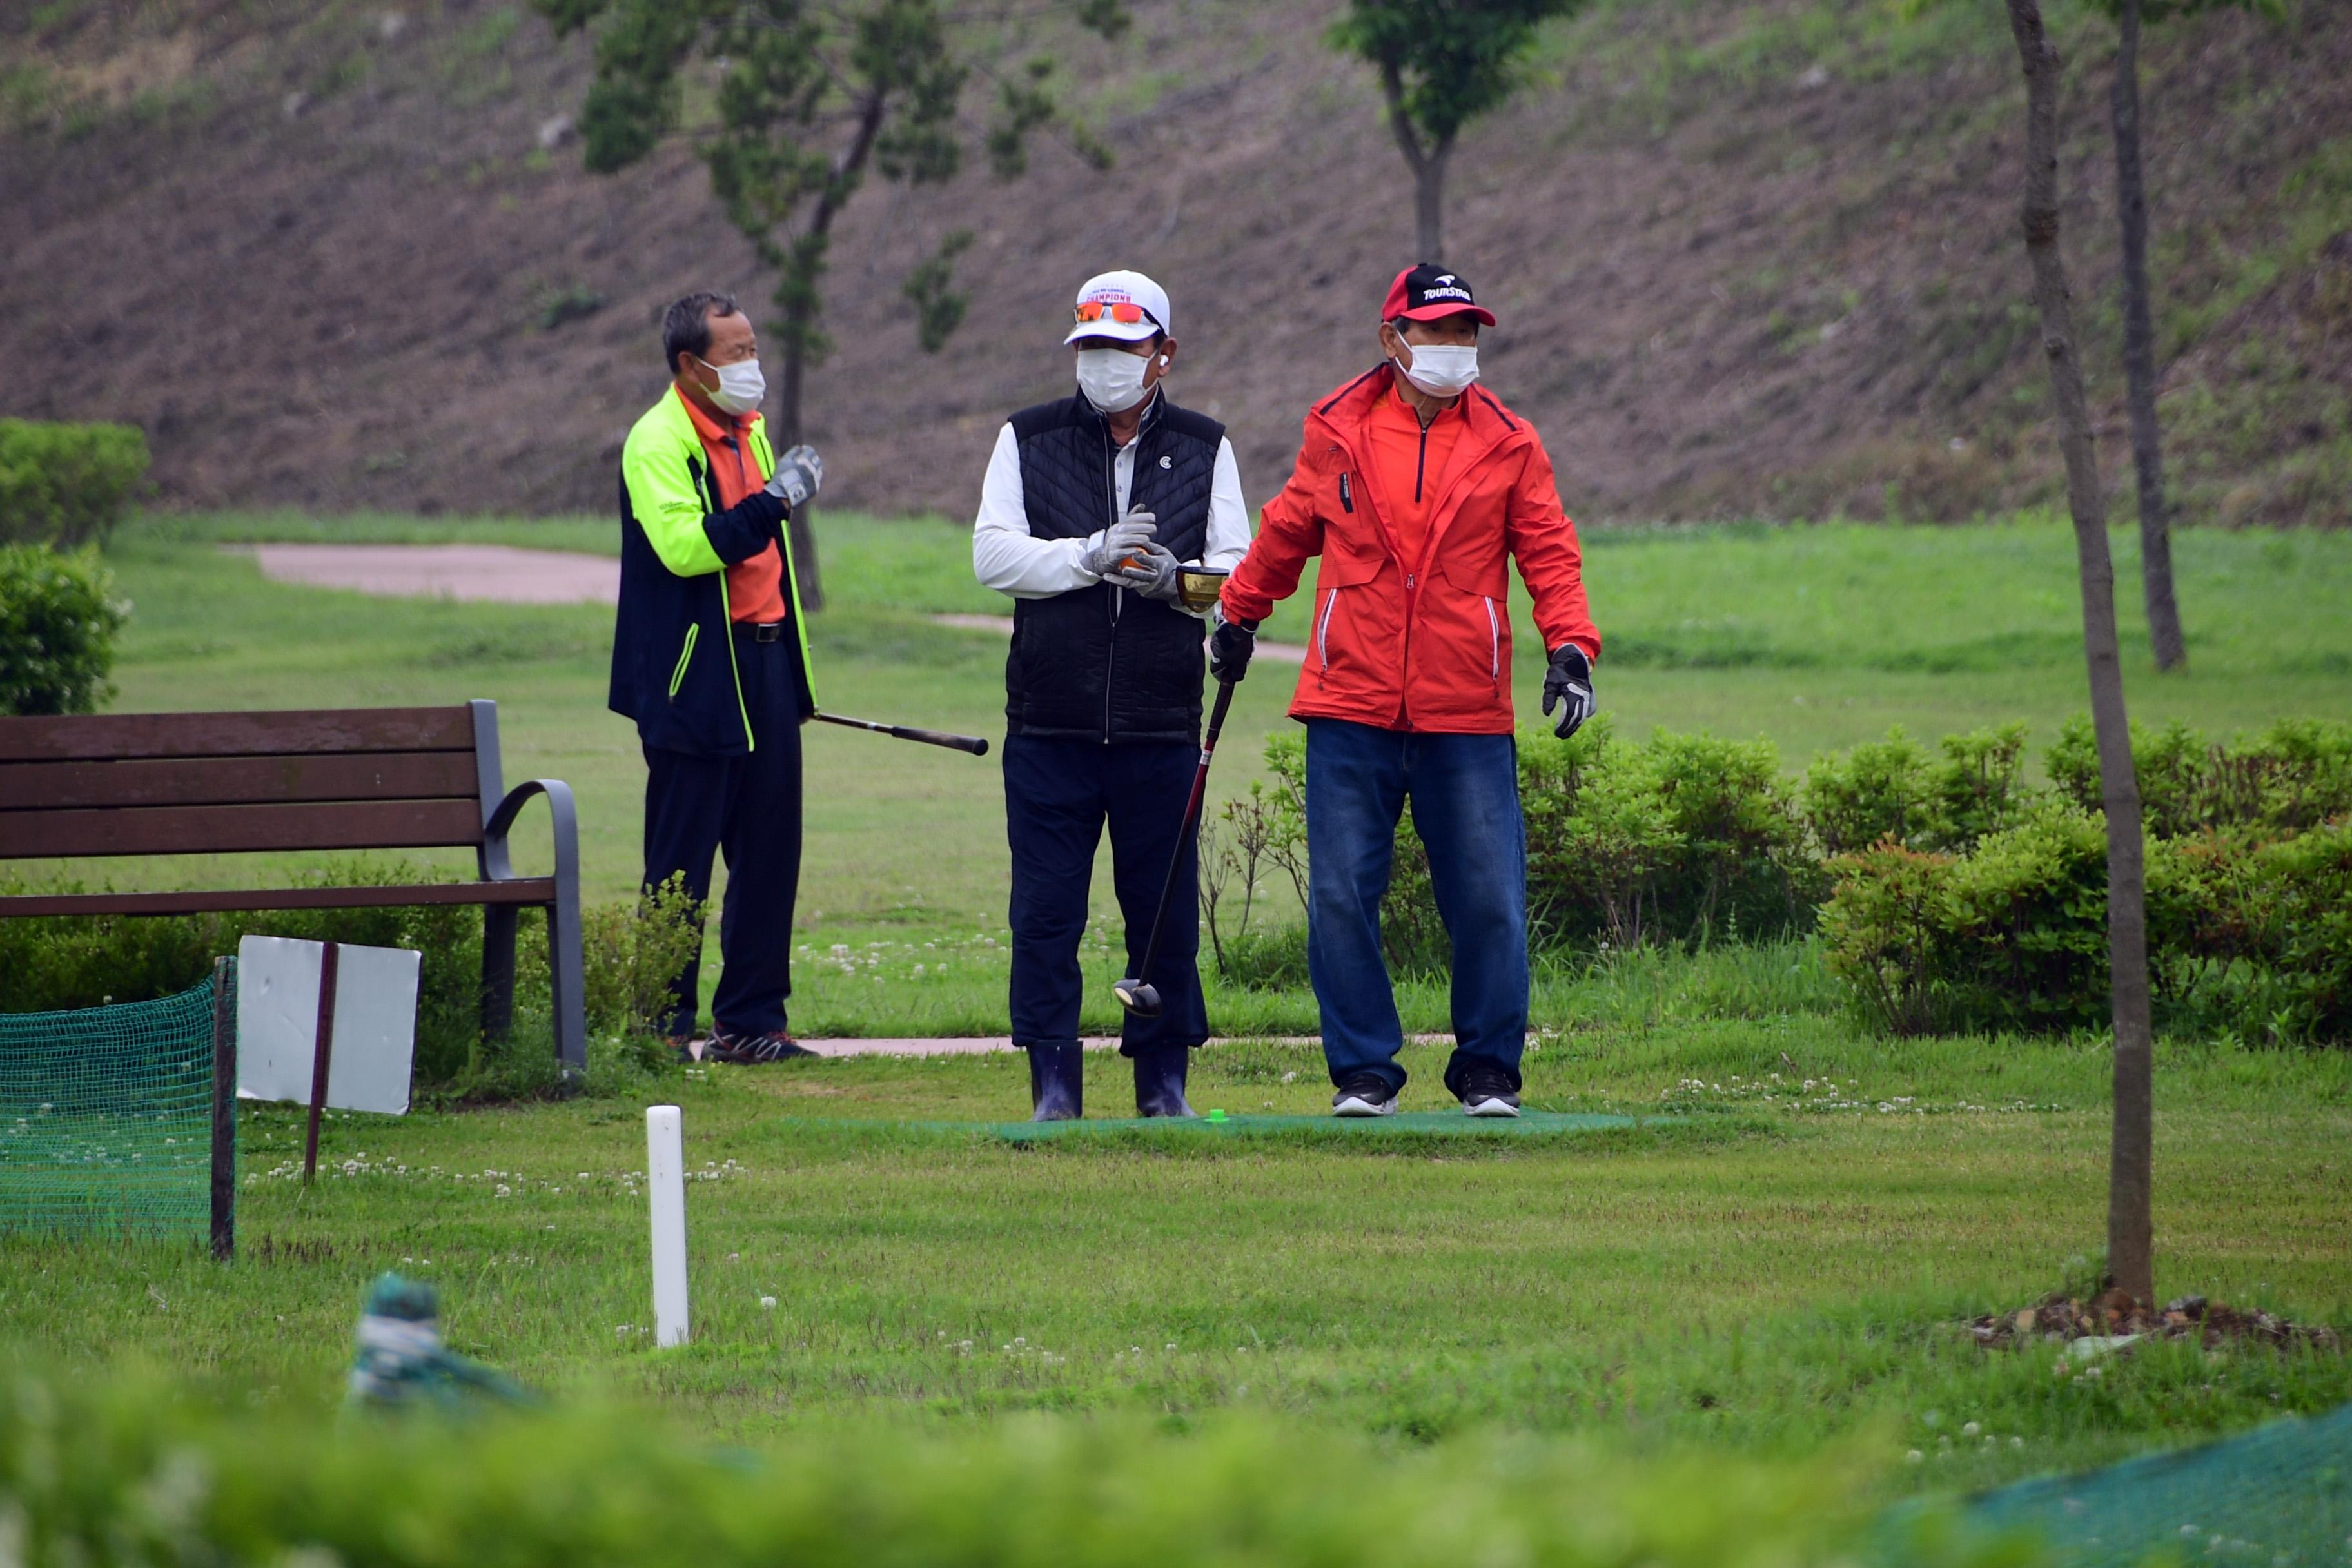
[
  {"xmin": 482, "ymin": 778, "xmax": 578, "ymax": 888},
  {"xmin": 479, "ymin": 777, "xmax": 586, "ymax": 1080}
]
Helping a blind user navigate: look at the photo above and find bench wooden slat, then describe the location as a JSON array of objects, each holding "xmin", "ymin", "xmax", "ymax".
[
  {"xmin": 0, "ymin": 752, "xmax": 482, "ymax": 812},
  {"xmin": 0, "ymin": 880, "xmax": 558, "ymax": 917},
  {"xmin": 0, "ymin": 799, "xmax": 487, "ymax": 859},
  {"xmin": 0, "ymin": 707, "xmax": 475, "ymax": 763}
]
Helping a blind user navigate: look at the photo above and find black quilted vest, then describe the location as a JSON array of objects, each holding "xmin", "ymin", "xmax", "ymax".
[{"xmin": 1004, "ymin": 392, "xmax": 1224, "ymax": 742}]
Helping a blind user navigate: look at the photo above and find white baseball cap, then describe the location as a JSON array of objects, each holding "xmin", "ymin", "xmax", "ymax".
[{"xmin": 1063, "ymin": 269, "xmax": 1171, "ymax": 345}]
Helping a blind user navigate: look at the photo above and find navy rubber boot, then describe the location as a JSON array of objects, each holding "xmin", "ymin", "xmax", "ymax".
[
  {"xmin": 1132, "ymin": 1045, "xmax": 1195, "ymax": 1119},
  {"xmin": 1027, "ymin": 1044, "xmax": 1084, "ymax": 1122}
]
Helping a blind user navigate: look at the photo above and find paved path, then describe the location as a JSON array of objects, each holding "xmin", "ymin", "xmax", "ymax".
[
  {"xmin": 242, "ymin": 543, "xmax": 1308, "ymax": 662},
  {"xmin": 726, "ymin": 1035, "xmax": 1455, "ymax": 1059}
]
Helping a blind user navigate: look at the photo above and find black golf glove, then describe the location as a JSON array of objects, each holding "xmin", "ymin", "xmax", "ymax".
[
  {"xmin": 1542, "ymin": 643, "xmax": 1596, "ymax": 738},
  {"xmin": 1208, "ymin": 603, "xmax": 1257, "ymax": 684}
]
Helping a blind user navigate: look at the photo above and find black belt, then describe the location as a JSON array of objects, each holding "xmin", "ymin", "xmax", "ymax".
[{"xmin": 738, "ymin": 620, "xmax": 789, "ymax": 643}]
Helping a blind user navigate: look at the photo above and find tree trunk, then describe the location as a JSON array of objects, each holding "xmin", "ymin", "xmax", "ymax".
[
  {"xmin": 1378, "ymin": 61, "xmax": 1446, "ymax": 263},
  {"xmin": 774, "ymin": 333, "xmax": 823, "ymax": 613},
  {"xmin": 1414, "ymin": 139, "xmax": 1450, "ymax": 263},
  {"xmin": 2110, "ymin": 0, "xmax": 2186, "ymax": 672},
  {"xmin": 2006, "ymin": 0, "xmax": 2156, "ymax": 1307}
]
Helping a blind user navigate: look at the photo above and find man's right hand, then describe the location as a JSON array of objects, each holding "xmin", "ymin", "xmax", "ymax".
[
  {"xmin": 1208, "ymin": 602, "xmax": 1257, "ymax": 683},
  {"xmin": 1081, "ymin": 507, "xmax": 1157, "ymax": 579},
  {"xmin": 765, "ymin": 444, "xmax": 823, "ymax": 509}
]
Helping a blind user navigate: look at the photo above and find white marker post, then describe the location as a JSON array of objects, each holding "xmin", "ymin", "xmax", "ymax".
[{"xmin": 645, "ymin": 1105, "xmax": 689, "ymax": 1348}]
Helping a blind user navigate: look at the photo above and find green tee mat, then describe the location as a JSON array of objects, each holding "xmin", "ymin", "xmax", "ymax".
[
  {"xmin": 0, "ymin": 972, "xmax": 226, "ymax": 1244},
  {"xmin": 975, "ymin": 1110, "xmax": 1649, "ymax": 1141}
]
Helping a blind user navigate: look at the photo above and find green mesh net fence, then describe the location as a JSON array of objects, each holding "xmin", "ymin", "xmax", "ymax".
[
  {"xmin": 0, "ymin": 968, "xmax": 228, "ymax": 1244},
  {"xmin": 1965, "ymin": 1400, "xmax": 2352, "ymax": 1565}
]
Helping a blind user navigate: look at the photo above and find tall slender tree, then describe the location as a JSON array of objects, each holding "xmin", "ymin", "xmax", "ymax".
[
  {"xmin": 2004, "ymin": 0, "xmax": 2157, "ymax": 1305},
  {"xmin": 2100, "ymin": 0, "xmax": 2275, "ymax": 672},
  {"xmin": 1329, "ymin": 0, "xmax": 1583, "ymax": 263},
  {"xmin": 536, "ymin": 0, "xmax": 1123, "ymax": 608}
]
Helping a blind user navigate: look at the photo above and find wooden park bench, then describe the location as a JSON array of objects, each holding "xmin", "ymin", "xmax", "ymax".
[{"xmin": 0, "ymin": 701, "xmax": 584, "ymax": 1075}]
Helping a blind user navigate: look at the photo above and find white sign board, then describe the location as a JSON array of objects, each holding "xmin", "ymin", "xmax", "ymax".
[{"xmin": 236, "ymin": 936, "xmax": 420, "ymax": 1115}]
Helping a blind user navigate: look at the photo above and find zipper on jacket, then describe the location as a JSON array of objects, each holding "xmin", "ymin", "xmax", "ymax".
[
  {"xmin": 1317, "ymin": 588, "xmax": 1338, "ymax": 671},
  {"xmin": 667, "ymin": 623, "xmax": 700, "ymax": 700},
  {"xmin": 1484, "ymin": 596, "xmax": 1500, "ymax": 683},
  {"xmin": 1338, "ymin": 472, "xmax": 1354, "ymax": 513},
  {"xmin": 1102, "ymin": 428, "xmax": 1122, "ymax": 743},
  {"xmin": 1415, "ymin": 427, "xmax": 1428, "ymax": 502}
]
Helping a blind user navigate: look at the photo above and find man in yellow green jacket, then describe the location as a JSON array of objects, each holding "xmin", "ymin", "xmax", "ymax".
[{"xmin": 609, "ymin": 290, "xmax": 825, "ymax": 1064}]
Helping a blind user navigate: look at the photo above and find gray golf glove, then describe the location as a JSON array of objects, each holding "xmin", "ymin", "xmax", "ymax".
[
  {"xmin": 765, "ymin": 444, "xmax": 823, "ymax": 509},
  {"xmin": 1108, "ymin": 540, "xmax": 1184, "ymax": 603},
  {"xmin": 1081, "ymin": 507, "xmax": 1157, "ymax": 580},
  {"xmin": 1542, "ymin": 643, "xmax": 1596, "ymax": 738}
]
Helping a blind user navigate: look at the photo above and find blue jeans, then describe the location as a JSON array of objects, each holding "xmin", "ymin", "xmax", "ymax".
[
  {"xmin": 1304, "ymin": 720, "xmax": 1529, "ymax": 1096},
  {"xmin": 1003, "ymin": 735, "xmax": 1209, "ymax": 1054}
]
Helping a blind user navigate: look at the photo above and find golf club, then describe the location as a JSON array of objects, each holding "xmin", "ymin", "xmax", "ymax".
[
  {"xmin": 814, "ymin": 712, "xmax": 990, "ymax": 756},
  {"xmin": 1113, "ymin": 676, "xmax": 1238, "ymax": 1016}
]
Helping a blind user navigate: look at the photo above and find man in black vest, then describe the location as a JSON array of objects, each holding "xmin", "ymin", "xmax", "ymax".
[{"xmin": 973, "ymin": 270, "xmax": 1251, "ymax": 1121}]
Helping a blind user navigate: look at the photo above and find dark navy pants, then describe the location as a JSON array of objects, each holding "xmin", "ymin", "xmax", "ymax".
[
  {"xmin": 643, "ymin": 630, "xmax": 805, "ymax": 1038},
  {"xmin": 1304, "ymin": 719, "xmax": 1529, "ymax": 1097},
  {"xmin": 1003, "ymin": 734, "xmax": 1208, "ymax": 1054}
]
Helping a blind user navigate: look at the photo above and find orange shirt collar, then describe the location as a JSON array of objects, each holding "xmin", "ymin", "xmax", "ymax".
[{"xmin": 673, "ymin": 382, "xmax": 761, "ymax": 443}]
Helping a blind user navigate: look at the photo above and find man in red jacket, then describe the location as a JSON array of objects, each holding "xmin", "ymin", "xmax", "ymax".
[{"xmin": 1213, "ymin": 264, "xmax": 1600, "ymax": 1118}]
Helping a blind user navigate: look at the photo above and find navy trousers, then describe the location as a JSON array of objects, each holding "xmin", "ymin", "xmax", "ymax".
[
  {"xmin": 1304, "ymin": 719, "xmax": 1530, "ymax": 1097},
  {"xmin": 643, "ymin": 631, "xmax": 805, "ymax": 1038},
  {"xmin": 1003, "ymin": 735, "xmax": 1208, "ymax": 1054}
]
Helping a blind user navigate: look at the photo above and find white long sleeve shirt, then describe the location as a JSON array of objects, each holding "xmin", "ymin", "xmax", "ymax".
[{"xmin": 972, "ymin": 411, "xmax": 1250, "ymax": 614}]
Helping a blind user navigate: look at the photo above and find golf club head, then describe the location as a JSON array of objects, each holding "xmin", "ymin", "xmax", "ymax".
[{"xmin": 1113, "ymin": 977, "xmax": 1162, "ymax": 1016}]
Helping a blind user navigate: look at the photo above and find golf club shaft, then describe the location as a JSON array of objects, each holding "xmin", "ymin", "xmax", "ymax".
[
  {"xmin": 1127, "ymin": 678, "xmax": 1238, "ymax": 996},
  {"xmin": 814, "ymin": 712, "xmax": 990, "ymax": 756}
]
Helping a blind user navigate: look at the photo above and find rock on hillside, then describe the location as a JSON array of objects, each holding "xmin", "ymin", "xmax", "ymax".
[{"xmin": 1, "ymin": 0, "xmax": 2347, "ymax": 527}]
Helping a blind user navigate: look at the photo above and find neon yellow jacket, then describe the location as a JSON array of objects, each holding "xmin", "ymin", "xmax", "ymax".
[{"xmin": 608, "ymin": 387, "xmax": 813, "ymax": 756}]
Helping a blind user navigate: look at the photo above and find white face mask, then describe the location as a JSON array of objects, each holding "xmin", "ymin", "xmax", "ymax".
[
  {"xmin": 697, "ymin": 355, "xmax": 765, "ymax": 416},
  {"xmin": 1395, "ymin": 342, "xmax": 1479, "ymax": 398},
  {"xmin": 1075, "ymin": 348, "xmax": 1156, "ymax": 414}
]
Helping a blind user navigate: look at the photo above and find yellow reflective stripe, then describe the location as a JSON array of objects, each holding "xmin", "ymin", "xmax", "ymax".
[{"xmin": 666, "ymin": 623, "xmax": 700, "ymax": 699}]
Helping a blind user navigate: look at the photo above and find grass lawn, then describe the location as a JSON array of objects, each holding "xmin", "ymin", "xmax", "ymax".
[
  {"xmin": 8, "ymin": 1018, "xmax": 2349, "ymax": 1496},
  {"xmin": 5, "ymin": 512, "xmax": 2350, "ymax": 1516},
  {"xmin": 34, "ymin": 509, "xmax": 2352, "ymax": 1036}
]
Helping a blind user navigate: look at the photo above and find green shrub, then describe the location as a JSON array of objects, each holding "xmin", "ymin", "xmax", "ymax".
[
  {"xmin": 2047, "ymin": 715, "xmax": 2352, "ymax": 839},
  {"xmin": 1801, "ymin": 723, "xmax": 2032, "ymax": 856},
  {"xmin": 0, "ymin": 544, "xmax": 128, "ymax": 715},
  {"xmin": 1825, "ymin": 812, "xmax": 2352, "ymax": 1042},
  {"xmin": 0, "ymin": 1365, "xmax": 2028, "ymax": 1568},
  {"xmin": 0, "ymin": 417, "xmax": 150, "ymax": 547}
]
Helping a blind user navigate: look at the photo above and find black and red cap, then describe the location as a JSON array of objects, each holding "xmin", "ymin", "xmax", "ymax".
[{"xmin": 1382, "ymin": 263, "xmax": 1496, "ymax": 326}]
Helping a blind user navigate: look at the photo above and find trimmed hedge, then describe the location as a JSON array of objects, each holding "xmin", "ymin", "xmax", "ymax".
[
  {"xmin": 0, "ymin": 417, "xmax": 150, "ymax": 547},
  {"xmin": 1210, "ymin": 716, "xmax": 2352, "ymax": 1041},
  {"xmin": 0, "ymin": 1367, "xmax": 2024, "ymax": 1568},
  {"xmin": 0, "ymin": 544, "xmax": 128, "ymax": 716}
]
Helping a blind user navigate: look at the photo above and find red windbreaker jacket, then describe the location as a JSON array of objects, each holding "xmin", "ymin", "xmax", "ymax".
[{"xmin": 1220, "ymin": 364, "xmax": 1600, "ymax": 735}]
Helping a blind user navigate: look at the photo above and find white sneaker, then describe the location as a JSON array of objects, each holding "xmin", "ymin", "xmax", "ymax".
[{"xmin": 1331, "ymin": 1072, "xmax": 1398, "ymax": 1117}]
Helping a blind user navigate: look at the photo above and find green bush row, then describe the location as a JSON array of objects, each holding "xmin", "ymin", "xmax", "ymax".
[
  {"xmin": 0, "ymin": 1366, "xmax": 2030, "ymax": 1568},
  {"xmin": 1825, "ymin": 808, "xmax": 2352, "ymax": 1042},
  {"xmin": 1204, "ymin": 716, "xmax": 2352, "ymax": 1041},
  {"xmin": 0, "ymin": 418, "xmax": 150, "ymax": 548},
  {"xmin": 0, "ymin": 544, "xmax": 128, "ymax": 716},
  {"xmin": 0, "ymin": 865, "xmax": 702, "ymax": 1092}
]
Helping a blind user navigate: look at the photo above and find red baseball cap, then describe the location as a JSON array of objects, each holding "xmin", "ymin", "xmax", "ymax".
[{"xmin": 1382, "ymin": 262, "xmax": 1496, "ymax": 326}]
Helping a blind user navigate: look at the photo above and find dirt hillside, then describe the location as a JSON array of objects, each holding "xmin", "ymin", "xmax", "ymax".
[{"xmin": 3, "ymin": 0, "xmax": 2347, "ymax": 529}]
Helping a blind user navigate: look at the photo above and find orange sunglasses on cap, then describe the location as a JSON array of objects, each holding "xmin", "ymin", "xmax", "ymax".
[{"xmin": 1074, "ymin": 299, "xmax": 1155, "ymax": 326}]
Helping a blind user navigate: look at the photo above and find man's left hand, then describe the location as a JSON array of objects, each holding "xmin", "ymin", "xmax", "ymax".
[
  {"xmin": 1108, "ymin": 540, "xmax": 1184, "ymax": 603},
  {"xmin": 765, "ymin": 444, "xmax": 823, "ymax": 509},
  {"xmin": 1542, "ymin": 644, "xmax": 1596, "ymax": 738}
]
